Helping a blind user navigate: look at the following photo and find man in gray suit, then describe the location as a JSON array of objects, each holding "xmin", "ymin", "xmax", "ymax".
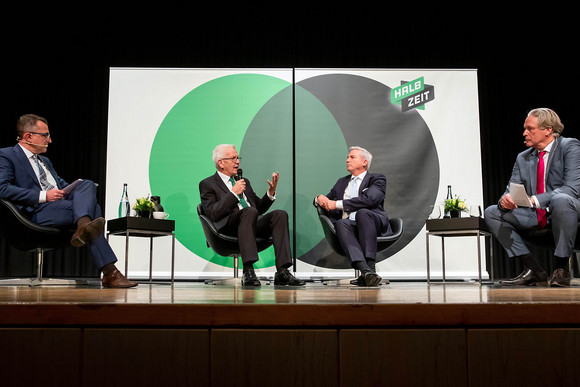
[{"xmin": 485, "ymin": 108, "xmax": 580, "ymax": 287}]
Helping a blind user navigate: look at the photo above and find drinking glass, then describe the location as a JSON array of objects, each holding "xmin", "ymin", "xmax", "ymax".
[
  {"xmin": 428, "ymin": 204, "xmax": 441, "ymax": 219},
  {"xmin": 470, "ymin": 205, "xmax": 482, "ymax": 217}
]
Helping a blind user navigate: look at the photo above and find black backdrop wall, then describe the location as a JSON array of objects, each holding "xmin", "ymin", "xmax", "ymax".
[{"xmin": 1, "ymin": 5, "xmax": 577, "ymax": 279}]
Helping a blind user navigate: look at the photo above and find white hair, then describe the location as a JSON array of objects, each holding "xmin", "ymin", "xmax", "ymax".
[
  {"xmin": 349, "ymin": 146, "xmax": 372, "ymax": 170},
  {"xmin": 212, "ymin": 144, "xmax": 236, "ymax": 168}
]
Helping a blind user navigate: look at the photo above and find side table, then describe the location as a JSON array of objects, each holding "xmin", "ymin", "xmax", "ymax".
[
  {"xmin": 426, "ymin": 217, "xmax": 494, "ymax": 285},
  {"xmin": 107, "ymin": 217, "xmax": 176, "ymax": 284}
]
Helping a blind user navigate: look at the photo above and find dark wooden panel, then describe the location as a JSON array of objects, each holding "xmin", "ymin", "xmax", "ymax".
[
  {"xmin": 468, "ymin": 328, "xmax": 580, "ymax": 387},
  {"xmin": 0, "ymin": 328, "xmax": 81, "ymax": 387},
  {"xmin": 82, "ymin": 328, "xmax": 209, "ymax": 387},
  {"xmin": 211, "ymin": 329, "xmax": 338, "ymax": 387},
  {"xmin": 340, "ymin": 329, "xmax": 467, "ymax": 387}
]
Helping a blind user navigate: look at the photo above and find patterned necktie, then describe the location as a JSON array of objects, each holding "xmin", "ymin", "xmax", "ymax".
[
  {"xmin": 33, "ymin": 155, "xmax": 54, "ymax": 191},
  {"xmin": 229, "ymin": 177, "xmax": 249, "ymax": 208},
  {"xmin": 536, "ymin": 151, "xmax": 547, "ymax": 228}
]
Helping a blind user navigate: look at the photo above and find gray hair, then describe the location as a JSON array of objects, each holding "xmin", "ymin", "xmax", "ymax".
[
  {"xmin": 349, "ymin": 146, "xmax": 372, "ymax": 170},
  {"xmin": 527, "ymin": 108, "xmax": 564, "ymax": 137},
  {"xmin": 17, "ymin": 114, "xmax": 48, "ymax": 140},
  {"xmin": 212, "ymin": 144, "xmax": 236, "ymax": 168}
]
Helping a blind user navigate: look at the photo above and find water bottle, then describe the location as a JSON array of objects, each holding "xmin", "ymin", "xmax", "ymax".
[
  {"xmin": 118, "ymin": 183, "xmax": 130, "ymax": 217},
  {"xmin": 444, "ymin": 185, "xmax": 452, "ymax": 218}
]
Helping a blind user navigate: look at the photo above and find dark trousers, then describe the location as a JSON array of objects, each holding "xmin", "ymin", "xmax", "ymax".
[
  {"xmin": 30, "ymin": 179, "xmax": 117, "ymax": 271},
  {"xmin": 335, "ymin": 208, "xmax": 386, "ymax": 268},
  {"xmin": 222, "ymin": 207, "xmax": 292, "ymax": 270}
]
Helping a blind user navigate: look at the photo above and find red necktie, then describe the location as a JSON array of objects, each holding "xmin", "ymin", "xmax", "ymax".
[{"xmin": 536, "ymin": 151, "xmax": 547, "ymax": 228}]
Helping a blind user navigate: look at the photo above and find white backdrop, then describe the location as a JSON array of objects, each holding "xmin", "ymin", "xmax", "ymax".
[{"xmin": 106, "ymin": 68, "xmax": 484, "ymax": 280}]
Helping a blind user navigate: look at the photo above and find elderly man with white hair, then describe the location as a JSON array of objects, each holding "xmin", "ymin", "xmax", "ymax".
[{"xmin": 199, "ymin": 144, "xmax": 305, "ymax": 287}]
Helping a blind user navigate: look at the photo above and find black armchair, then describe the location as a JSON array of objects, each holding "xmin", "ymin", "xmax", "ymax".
[
  {"xmin": 0, "ymin": 199, "xmax": 79, "ymax": 286},
  {"xmin": 314, "ymin": 202, "xmax": 404, "ymax": 282},
  {"xmin": 197, "ymin": 204, "xmax": 273, "ymax": 284},
  {"xmin": 520, "ymin": 223, "xmax": 580, "ymax": 279}
]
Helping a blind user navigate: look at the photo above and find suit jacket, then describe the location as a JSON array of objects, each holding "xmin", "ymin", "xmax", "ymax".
[
  {"xmin": 199, "ymin": 172, "xmax": 274, "ymax": 230},
  {"xmin": 0, "ymin": 144, "xmax": 68, "ymax": 214},
  {"xmin": 502, "ymin": 136, "xmax": 580, "ymax": 208},
  {"xmin": 325, "ymin": 172, "xmax": 392, "ymax": 235}
]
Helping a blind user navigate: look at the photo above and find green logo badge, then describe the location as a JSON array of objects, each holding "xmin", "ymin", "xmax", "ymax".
[{"xmin": 390, "ymin": 77, "xmax": 435, "ymax": 112}]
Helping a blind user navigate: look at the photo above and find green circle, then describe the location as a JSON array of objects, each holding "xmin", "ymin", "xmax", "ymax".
[{"xmin": 149, "ymin": 73, "xmax": 291, "ymax": 268}]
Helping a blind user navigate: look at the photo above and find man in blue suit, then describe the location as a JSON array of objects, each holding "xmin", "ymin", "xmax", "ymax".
[
  {"xmin": 485, "ymin": 108, "xmax": 580, "ymax": 287},
  {"xmin": 0, "ymin": 114, "xmax": 136, "ymax": 288},
  {"xmin": 316, "ymin": 146, "xmax": 393, "ymax": 287}
]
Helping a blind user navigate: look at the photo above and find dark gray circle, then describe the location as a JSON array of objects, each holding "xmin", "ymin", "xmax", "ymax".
[{"xmin": 297, "ymin": 73, "xmax": 440, "ymax": 268}]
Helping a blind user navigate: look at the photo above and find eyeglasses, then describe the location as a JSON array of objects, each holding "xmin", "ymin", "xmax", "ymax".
[
  {"xmin": 29, "ymin": 131, "xmax": 51, "ymax": 138},
  {"xmin": 221, "ymin": 157, "xmax": 242, "ymax": 161}
]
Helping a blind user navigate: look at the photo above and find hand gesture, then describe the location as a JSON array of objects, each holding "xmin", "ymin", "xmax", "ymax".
[{"xmin": 267, "ymin": 172, "xmax": 279, "ymax": 196}]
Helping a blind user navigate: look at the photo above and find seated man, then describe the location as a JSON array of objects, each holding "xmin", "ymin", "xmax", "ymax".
[
  {"xmin": 199, "ymin": 144, "xmax": 305, "ymax": 287},
  {"xmin": 316, "ymin": 146, "xmax": 393, "ymax": 287},
  {"xmin": 484, "ymin": 108, "xmax": 580, "ymax": 287},
  {"xmin": 0, "ymin": 114, "xmax": 136, "ymax": 288}
]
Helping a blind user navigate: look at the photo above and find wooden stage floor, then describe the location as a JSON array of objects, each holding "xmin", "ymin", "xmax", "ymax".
[{"xmin": 2, "ymin": 279, "xmax": 580, "ymax": 328}]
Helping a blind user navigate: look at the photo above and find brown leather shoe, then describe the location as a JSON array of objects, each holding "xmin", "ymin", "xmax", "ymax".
[
  {"xmin": 499, "ymin": 268, "xmax": 548, "ymax": 286},
  {"xmin": 548, "ymin": 268, "xmax": 570, "ymax": 287},
  {"xmin": 71, "ymin": 217, "xmax": 105, "ymax": 247},
  {"xmin": 102, "ymin": 269, "xmax": 138, "ymax": 288}
]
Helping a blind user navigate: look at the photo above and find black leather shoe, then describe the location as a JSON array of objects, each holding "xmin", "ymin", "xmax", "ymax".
[
  {"xmin": 350, "ymin": 275, "xmax": 389, "ymax": 286},
  {"xmin": 548, "ymin": 268, "xmax": 570, "ymax": 287},
  {"xmin": 241, "ymin": 268, "xmax": 261, "ymax": 287},
  {"xmin": 274, "ymin": 268, "xmax": 306, "ymax": 286},
  {"xmin": 499, "ymin": 268, "xmax": 548, "ymax": 286},
  {"xmin": 363, "ymin": 271, "xmax": 382, "ymax": 287}
]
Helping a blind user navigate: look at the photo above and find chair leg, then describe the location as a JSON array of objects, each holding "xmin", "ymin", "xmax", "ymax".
[
  {"xmin": 570, "ymin": 251, "xmax": 580, "ymax": 281},
  {"xmin": 233, "ymin": 255, "xmax": 239, "ymax": 279},
  {"xmin": 36, "ymin": 248, "xmax": 44, "ymax": 282},
  {"xmin": 206, "ymin": 254, "xmax": 242, "ymax": 286},
  {"xmin": 29, "ymin": 248, "xmax": 88, "ymax": 287}
]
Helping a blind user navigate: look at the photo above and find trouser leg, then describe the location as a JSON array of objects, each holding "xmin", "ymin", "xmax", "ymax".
[{"xmin": 484, "ymin": 205, "xmax": 537, "ymax": 258}]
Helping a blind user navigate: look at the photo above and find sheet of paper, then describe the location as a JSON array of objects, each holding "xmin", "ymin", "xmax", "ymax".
[
  {"xmin": 509, "ymin": 182, "xmax": 532, "ymax": 207},
  {"xmin": 63, "ymin": 179, "xmax": 83, "ymax": 195}
]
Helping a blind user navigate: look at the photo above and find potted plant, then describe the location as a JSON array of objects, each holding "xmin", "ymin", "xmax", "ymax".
[
  {"xmin": 444, "ymin": 195, "xmax": 468, "ymax": 218},
  {"xmin": 133, "ymin": 196, "xmax": 155, "ymax": 218}
]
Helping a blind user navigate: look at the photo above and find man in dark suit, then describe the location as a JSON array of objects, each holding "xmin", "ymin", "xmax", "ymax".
[
  {"xmin": 199, "ymin": 144, "xmax": 305, "ymax": 287},
  {"xmin": 0, "ymin": 114, "xmax": 136, "ymax": 288},
  {"xmin": 485, "ymin": 108, "xmax": 580, "ymax": 287},
  {"xmin": 316, "ymin": 146, "xmax": 393, "ymax": 287}
]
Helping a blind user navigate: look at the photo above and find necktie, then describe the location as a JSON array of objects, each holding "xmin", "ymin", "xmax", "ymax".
[
  {"xmin": 229, "ymin": 177, "xmax": 249, "ymax": 208},
  {"xmin": 536, "ymin": 151, "xmax": 547, "ymax": 228},
  {"xmin": 348, "ymin": 176, "xmax": 359, "ymax": 220},
  {"xmin": 33, "ymin": 155, "xmax": 54, "ymax": 191}
]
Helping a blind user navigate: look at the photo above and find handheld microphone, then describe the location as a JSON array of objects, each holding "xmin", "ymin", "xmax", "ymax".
[{"xmin": 235, "ymin": 168, "xmax": 243, "ymax": 181}]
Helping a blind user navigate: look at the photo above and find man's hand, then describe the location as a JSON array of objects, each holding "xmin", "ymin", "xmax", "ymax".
[
  {"xmin": 46, "ymin": 188, "xmax": 65, "ymax": 201},
  {"xmin": 316, "ymin": 195, "xmax": 336, "ymax": 211},
  {"xmin": 267, "ymin": 172, "xmax": 279, "ymax": 196},
  {"xmin": 324, "ymin": 200, "xmax": 337, "ymax": 210},
  {"xmin": 232, "ymin": 179, "xmax": 246, "ymax": 195},
  {"xmin": 500, "ymin": 193, "xmax": 517, "ymax": 210}
]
